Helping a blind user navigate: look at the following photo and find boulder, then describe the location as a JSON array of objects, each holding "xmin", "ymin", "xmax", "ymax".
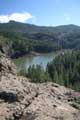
[{"xmin": 0, "ymin": 54, "xmax": 80, "ymax": 120}]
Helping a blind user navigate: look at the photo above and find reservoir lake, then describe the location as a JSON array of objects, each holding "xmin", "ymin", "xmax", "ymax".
[{"xmin": 13, "ymin": 52, "xmax": 58, "ymax": 72}]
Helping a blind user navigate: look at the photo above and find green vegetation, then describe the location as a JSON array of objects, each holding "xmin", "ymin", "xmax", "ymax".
[
  {"xmin": 47, "ymin": 51, "xmax": 80, "ymax": 91},
  {"xmin": 0, "ymin": 31, "xmax": 60, "ymax": 58},
  {"xmin": 18, "ymin": 64, "xmax": 51, "ymax": 83},
  {"xmin": 27, "ymin": 65, "xmax": 51, "ymax": 83},
  {"xmin": 0, "ymin": 21, "xmax": 80, "ymax": 91},
  {"xmin": 1, "ymin": 21, "xmax": 80, "ymax": 58},
  {"xmin": 17, "ymin": 50, "xmax": 80, "ymax": 91},
  {"xmin": 17, "ymin": 68, "xmax": 27, "ymax": 77}
]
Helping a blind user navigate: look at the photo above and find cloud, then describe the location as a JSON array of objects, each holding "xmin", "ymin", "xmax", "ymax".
[{"xmin": 0, "ymin": 12, "xmax": 33, "ymax": 23}]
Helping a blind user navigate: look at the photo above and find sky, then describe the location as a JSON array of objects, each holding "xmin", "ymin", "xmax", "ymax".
[{"xmin": 0, "ymin": 0, "xmax": 80, "ymax": 26}]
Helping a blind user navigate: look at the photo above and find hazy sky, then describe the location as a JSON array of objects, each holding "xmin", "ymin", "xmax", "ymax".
[{"xmin": 0, "ymin": 0, "xmax": 80, "ymax": 26}]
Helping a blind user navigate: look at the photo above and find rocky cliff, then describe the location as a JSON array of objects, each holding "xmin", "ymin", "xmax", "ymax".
[{"xmin": 0, "ymin": 53, "xmax": 80, "ymax": 120}]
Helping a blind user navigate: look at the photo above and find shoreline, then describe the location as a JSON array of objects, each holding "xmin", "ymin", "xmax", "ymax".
[
  {"xmin": 12, "ymin": 49, "xmax": 73, "ymax": 59},
  {"xmin": 12, "ymin": 51, "xmax": 56, "ymax": 59}
]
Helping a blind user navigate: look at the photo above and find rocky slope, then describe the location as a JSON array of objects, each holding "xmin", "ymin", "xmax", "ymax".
[{"xmin": 0, "ymin": 53, "xmax": 80, "ymax": 120}]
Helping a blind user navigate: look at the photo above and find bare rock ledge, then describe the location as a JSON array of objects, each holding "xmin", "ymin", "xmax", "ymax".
[{"xmin": 0, "ymin": 54, "xmax": 80, "ymax": 120}]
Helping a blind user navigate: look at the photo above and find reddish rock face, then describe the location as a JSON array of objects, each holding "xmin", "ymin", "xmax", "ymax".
[{"xmin": 0, "ymin": 54, "xmax": 80, "ymax": 120}]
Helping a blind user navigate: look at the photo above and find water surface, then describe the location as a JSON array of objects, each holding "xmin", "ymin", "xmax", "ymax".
[{"xmin": 14, "ymin": 52, "xmax": 58, "ymax": 72}]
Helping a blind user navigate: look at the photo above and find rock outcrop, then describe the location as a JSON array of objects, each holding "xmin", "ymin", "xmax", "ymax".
[{"xmin": 0, "ymin": 54, "xmax": 80, "ymax": 120}]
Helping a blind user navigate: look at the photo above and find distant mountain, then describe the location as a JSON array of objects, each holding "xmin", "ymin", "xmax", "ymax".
[
  {"xmin": 0, "ymin": 21, "xmax": 80, "ymax": 57},
  {"xmin": 0, "ymin": 21, "xmax": 80, "ymax": 34}
]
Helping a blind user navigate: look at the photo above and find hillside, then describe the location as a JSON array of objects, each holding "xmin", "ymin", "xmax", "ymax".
[
  {"xmin": 0, "ymin": 53, "xmax": 80, "ymax": 120},
  {"xmin": 1, "ymin": 21, "xmax": 80, "ymax": 57}
]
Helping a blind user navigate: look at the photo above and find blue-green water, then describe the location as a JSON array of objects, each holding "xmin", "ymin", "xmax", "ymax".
[{"xmin": 13, "ymin": 52, "xmax": 58, "ymax": 72}]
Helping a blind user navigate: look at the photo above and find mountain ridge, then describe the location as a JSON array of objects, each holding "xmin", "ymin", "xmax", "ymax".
[
  {"xmin": 0, "ymin": 21, "xmax": 80, "ymax": 33},
  {"xmin": 0, "ymin": 21, "xmax": 80, "ymax": 58}
]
